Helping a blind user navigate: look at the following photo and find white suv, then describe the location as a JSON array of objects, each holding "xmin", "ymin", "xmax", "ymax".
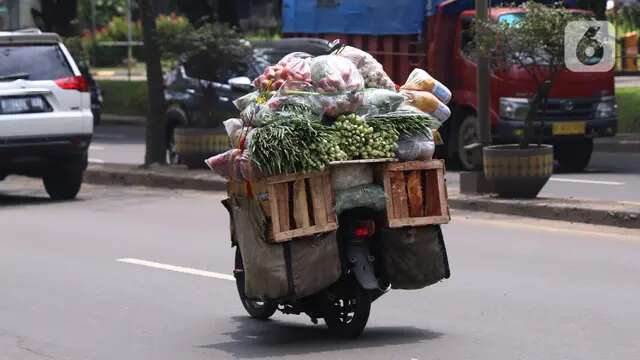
[{"xmin": 0, "ymin": 30, "xmax": 93, "ymax": 199}]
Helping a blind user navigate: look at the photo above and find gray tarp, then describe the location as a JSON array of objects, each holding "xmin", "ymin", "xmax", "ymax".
[
  {"xmin": 227, "ymin": 196, "xmax": 342, "ymax": 300},
  {"xmin": 379, "ymin": 225, "xmax": 450, "ymax": 290}
]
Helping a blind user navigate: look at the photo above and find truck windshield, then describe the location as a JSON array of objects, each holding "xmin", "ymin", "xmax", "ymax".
[{"xmin": 499, "ymin": 13, "xmax": 525, "ymax": 26}]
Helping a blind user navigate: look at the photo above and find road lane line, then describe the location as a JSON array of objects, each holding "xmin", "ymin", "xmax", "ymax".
[
  {"xmin": 549, "ymin": 178, "xmax": 624, "ymax": 185},
  {"xmin": 117, "ymin": 258, "xmax": 235, "ymax": 281},
  {"xmin": 89, "ymin": 145, "xmax": 105, "ymax": 150},
  {"xmin": 88, "ymin": 158, "xmax": 105, "ymax": 164}
]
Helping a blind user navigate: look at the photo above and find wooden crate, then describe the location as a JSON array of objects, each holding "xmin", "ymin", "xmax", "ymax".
[
  {"xmin": 381, "ymin": 159, "xmax": 450, "ymax": 228},
  {"xmin": 266, "ymin": 170, "xmax": 337, "ymax": 242}
]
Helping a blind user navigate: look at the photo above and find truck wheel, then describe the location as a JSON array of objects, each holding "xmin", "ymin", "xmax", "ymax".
[
  {"xmin": 43, "ymin": 167, "xmax": 83, "ymax": 200},
  {"xmin": 455, "ymin": 114, "xmax": 479, "ymax": 171},
  {"xmin": 555, "ymin": 138, "xmax": 593, "ymax": 173}
]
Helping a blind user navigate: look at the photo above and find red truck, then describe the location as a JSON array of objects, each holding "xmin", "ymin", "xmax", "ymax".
[{"xmin": 283, "ymin": 0, "xmax": 617, "ymax": 171}]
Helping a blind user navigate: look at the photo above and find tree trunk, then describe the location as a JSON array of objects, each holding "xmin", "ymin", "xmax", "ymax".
[{"xmin": 138, "ymin": 0, "xmax": 167, "ymax": 165}]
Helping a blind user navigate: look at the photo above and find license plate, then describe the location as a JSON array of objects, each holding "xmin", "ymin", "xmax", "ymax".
[
  {"xmin": 552, "ymin": 122, "xmax": 586, "ymax": 135},
  {"xmin": 0, "ymin": 96, "xmax": 47, "ymax": 114}
]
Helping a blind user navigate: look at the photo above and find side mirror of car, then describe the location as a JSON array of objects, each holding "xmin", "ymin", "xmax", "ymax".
[{"xmin": 228, "ymin": 76, "xmax": 253, "ymax": 91}]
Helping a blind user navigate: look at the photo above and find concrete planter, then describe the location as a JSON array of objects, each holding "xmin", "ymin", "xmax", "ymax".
[
  {"xmin": 483, "ymin": 144, "xmax": 554, "ymax": 198},
  {"xmin": 174, "ymin": 127, "xmax": 230, "ymax": 169}
]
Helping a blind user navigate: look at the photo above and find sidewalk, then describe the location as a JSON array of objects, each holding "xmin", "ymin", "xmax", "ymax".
[{"xmin": 84, "ymin": 163, "xmax": 640, "ymax": 229}]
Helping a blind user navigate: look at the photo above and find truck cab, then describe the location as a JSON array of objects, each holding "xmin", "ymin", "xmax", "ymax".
[{"xmin": 436, "ymin": 7, "xmax": 616, "ymax": 171}]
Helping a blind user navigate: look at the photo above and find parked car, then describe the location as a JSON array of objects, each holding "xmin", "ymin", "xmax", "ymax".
[
  {"xmin": 0, "ymin": 29, "xmax": 93, "ymax": 199},
  {"xmin": 164, "ymin": 38, "xmax": 332, "ymax": 164}
]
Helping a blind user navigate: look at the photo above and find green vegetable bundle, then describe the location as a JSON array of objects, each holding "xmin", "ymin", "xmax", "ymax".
[
  {"xmin": 367, "ymin": 111, "xmax": 439, "ymax": 138},
  {"xmin": 249, "ymin": 108, "xmax": 344, "ymax": 176},
  {"xmin": 332, "ymin": 114, "xmax": 397, "ymax": 160}
]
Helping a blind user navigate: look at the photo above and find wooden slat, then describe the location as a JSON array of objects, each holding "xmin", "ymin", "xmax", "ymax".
[
  {"xmin": 386, "ymin": 159, "xmax": 444, "ymax": 172},
  {"xmin": 425, "ymin": 169, "xmax": 442, "ymax": 217},
  {"xmin": 273, "ymin": 223, "xmax": 338, "ymax": 243},
  {"xmin": 389, "ymin": 170, "xmax": 409, "ymax": 219},
  {"xmin": 437, "ymin": 167, "xmax": 451, "ymax": 221},
  {"xmin": 275, "ymin": 182, "xmax": 291, "ymax": 232},
  {"xmin": 292, "ymin": 179, "xmax": 310, "ymax": 229},
  {"xmin": 389, "ymin": 215, "xmax": 450, "ymax": 228},
  {"xmin": 268, "ymin": 183, "xmax": 281, "ymax": 234},
  {"xmin": 309, "ymin": 176, "xmax": 328, "ymax": 226},
  {"xmin": 266, "ymin": 170, "xmax": 324, "ymax": 185},
  {"xmin": 406, "ymin": 170, "xmax": 424, "ymax": 217}
]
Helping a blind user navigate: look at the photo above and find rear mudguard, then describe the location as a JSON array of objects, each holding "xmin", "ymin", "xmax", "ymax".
[{"xmin": 345, "ymin": 241, "xmax": 379, "ymax": 290}]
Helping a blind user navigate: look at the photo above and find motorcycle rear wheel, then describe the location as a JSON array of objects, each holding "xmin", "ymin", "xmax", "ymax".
[
  {"xmin": 234, "ymin": 248, "xmax": 278, "ymax": 320},
  {"xmin": 324, "ymin": 283, "xmax": 371, "ymax": 339}
]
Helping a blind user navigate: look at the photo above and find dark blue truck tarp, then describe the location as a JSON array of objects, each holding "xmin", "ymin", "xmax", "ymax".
[{"xmin": 283, "ymin": 0, "xmax": 579, "ymax": 35}]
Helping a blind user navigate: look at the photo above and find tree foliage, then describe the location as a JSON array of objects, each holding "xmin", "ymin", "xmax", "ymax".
[{"xmin": 472, "ymin": 2, "xmax": 585, "ymax": 147}]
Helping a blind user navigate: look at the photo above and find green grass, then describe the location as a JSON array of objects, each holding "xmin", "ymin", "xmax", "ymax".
[
  {"xmin": 98, "ymin": 80, "xmax": 148, "ymax": 117},
  {"xmin": 616, "ymin": 87, "xmax": 640, "ymax": 133}
]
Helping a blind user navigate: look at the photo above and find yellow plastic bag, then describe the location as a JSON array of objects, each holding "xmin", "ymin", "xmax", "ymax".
[
  {"xmin": 401, "ymin": 89, "xmax": 451, "ymax": 122},
  {"xmin": 401, "ymin": 68, "xmax": 451, "ymax": 104}
]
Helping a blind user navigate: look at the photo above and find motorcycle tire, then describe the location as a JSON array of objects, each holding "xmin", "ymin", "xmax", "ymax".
[
  {"xmin": 234, "ymin": 248, "xmax": 278, "ymax": 320},
  {"xmin": 324, "ymin": 282, "xmax": 371, "ymax": 339}
]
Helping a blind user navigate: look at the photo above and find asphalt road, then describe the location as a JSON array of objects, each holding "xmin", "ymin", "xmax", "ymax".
[
  {"xmin": 91, "ymin": 124, "xmax": 640, "ymax": 203},
  {"xmin": 1, "ymin": 178, "xmax": 639, "ymax": 360}
]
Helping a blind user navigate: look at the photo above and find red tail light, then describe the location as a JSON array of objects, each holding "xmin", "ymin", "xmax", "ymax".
[
  {"xmin": 353, "ymin": 220, "xmax": 376, "ymax": 238},
  {"xmin": 55, "ymin": 75, "xmax": 89, "ymax": 92}
]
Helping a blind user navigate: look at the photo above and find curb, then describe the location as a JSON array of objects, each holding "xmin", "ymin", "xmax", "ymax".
[
  {"xmin": 102, "ymin": 114, "xmax": 146, "ymax": 126},
  {"xmin": 84, "ymin": 164, "xmax": 640, "ymax": 229},
  {"xmin": 449, "ymin": 196, "xmax": 640, "ymax": 229},
  {"xmin": 84, "ymin": 164, "xmax": 227, "ymax": 192}
]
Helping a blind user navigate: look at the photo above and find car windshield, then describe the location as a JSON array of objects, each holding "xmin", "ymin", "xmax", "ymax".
[{"xmin": 0, "ymin": 44, "xmax": 73, "ymax": 80}]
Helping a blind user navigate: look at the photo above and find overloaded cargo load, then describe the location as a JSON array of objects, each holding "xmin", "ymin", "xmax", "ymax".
[{"xmin": 211, "ymin": 42, "xmax": 452, "ymax": 301}]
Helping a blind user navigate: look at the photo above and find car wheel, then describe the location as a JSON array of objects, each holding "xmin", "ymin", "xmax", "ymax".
[
  {"xmin": 43, "ymin": 167, "xmax": 83, "ymax": 200},
  {"xmin": 555, "ymin": 138, "xmax": 593, "ymax": 173},
  {"xmin": 456, "ymin": 114, "xmax": 480, "ymax": 171}
]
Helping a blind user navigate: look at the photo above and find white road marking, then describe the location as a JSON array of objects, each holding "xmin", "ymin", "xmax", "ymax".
[
  {"xmin": 89, "ymin": 145, "xmax": 105, "ymax": 150},
  {"xmin": 88, "ymin": 158, "xmax": 105, "ymax": 164},
  {"xmin": 117, "ymin": 258, "xmax": 235, "ymax": 281},
  {"xmin": 549, "ymin": 177, "xmax": 624, "ymax": 185}
]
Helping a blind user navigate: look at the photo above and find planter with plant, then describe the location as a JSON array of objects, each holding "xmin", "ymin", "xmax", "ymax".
[{"xmin": 473, "ymin": 2, "xmax": 583, "ymax": 198}]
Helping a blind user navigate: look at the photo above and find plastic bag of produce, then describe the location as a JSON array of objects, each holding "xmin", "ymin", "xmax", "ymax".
[
  {"xmin": 336, "ymin": 46, "xmax": 396, "ymax": 90},
  {"xmin": 401, "ymin": 89, "xmax": 451, "ymax": 123},
  {"xmin": 223, "ymin": 118, "xmax": 244, "ymax": 148},
  {"xmin": 205, "ymin": 148, "xmax": 243, "ymax": 180},
  {"xmin": 233, "ymin": 91, "xmax": 259, "ymax": 111},
  {"xmin": 318, "ymin": 90, "xmax": 363, "ymax": 117},
  {"xmin": 265, "ymin": 80, "xmax": 324, "ymax": 114},
  {"xmin": 253, "ymin": 52, "xmax": 313, "ymax": 91},
  {"xmin": 396, "ymin": 132, "xmax": 435, "ymax": 161},
  {"xmin": 357, "ymin": 88, "xmax": 405, "ymax": 116},
  {"xmin": 310, "ymin": 55, "xmax": 364, "ymax": 94},
  {"xmin": 401, "ymin": 68, "xmax": 452, "ymax": 104}
]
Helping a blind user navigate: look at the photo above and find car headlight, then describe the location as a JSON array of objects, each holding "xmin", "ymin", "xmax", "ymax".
[
  {"xmin": 595, "ymin": 98, "xmax": 616, "ymax": 119},
  {"xmin": 499, "ymin": 97, "xmax": 530, "ymax": 120}
]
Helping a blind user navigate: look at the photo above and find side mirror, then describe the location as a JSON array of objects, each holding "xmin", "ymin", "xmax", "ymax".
[{"xmin": 228, "ymin": 76, "xmax": 253, "ymax": 91}]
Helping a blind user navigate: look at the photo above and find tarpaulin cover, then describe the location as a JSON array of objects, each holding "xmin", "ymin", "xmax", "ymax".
[
  {"xmin": 379, "ymin": 225, "xmax": 450, "ymax": 290},
  {"xmin": 282, "ymin": 0, "xmax": 428, "ymax": 35},
  {"xmin": 440, "ymin": 0, "xmax": 579, "ymax": 14},
  {"xmin": 226, "ymin": 196, "xmax": 341, "ymax": 300}
]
